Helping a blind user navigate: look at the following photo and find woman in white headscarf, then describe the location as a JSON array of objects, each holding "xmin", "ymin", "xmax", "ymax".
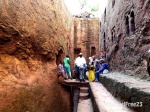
[{"xmin": 89, "ymin": 57, "xmax": 93, "ymax": 65}]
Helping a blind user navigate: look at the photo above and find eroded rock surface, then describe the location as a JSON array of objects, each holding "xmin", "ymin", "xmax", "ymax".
[
  {"xmin": 74, "ymin": 18, "xmax": 99, "ymax": 61},
  {"xmin": 0, "ymin": 0, "xmax": 73, "ymax": 111},
  {"xmin": 100, "ymin": 0, "xmax": 150, "ymax": 79},
  {"xmin": 99, "ymin": 72, "xmax": 150, "ymax": 112}
]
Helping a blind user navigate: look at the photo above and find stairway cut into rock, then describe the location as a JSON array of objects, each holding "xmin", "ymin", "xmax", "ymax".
[{"xmin": 78, "ymin": 87, "xmax": 94, "ymax": 112}]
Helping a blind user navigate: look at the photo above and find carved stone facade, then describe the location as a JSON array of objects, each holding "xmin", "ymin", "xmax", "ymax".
[
  {"xmin": 74, "ymin": 18, "xmax": 100, "ymax": 62},
  {"xmin": 100, "ymin": 0, "xmax": 150, "ymax": 78}
]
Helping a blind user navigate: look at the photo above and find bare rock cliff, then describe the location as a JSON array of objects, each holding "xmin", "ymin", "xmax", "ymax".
[{"xmin": 0, "ymin": 0, "xmax": 73, "ymax": 111}]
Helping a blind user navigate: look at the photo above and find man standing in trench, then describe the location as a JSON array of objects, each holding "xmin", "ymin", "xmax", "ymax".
[
  {"xmin": 75, "ymin": 53, "xmax": 86, "ymax": 82},
  {"xmin": 63, "ymin": 55, "xmax": 72, "ymax": 79}
]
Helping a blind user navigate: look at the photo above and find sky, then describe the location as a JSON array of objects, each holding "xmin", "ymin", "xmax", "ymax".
[{"xmin": 64, "ymin": 0, "xmax": 108, "ymax": 18}]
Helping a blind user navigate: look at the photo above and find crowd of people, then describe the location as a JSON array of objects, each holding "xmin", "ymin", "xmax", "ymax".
[
  {"xmin": 58, "ymin": 48, "xmax": 150, "ymax": 80},
  {"xmin": 57, "ymin": 52, "xmax": 109, "ymax": 82}
]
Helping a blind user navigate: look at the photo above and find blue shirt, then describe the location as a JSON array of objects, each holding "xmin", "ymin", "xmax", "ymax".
[{"xmin": 98, "ymin": 63, "xmax": 108, "ymax": 74}]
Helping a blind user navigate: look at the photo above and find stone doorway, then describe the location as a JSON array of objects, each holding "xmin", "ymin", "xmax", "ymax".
[
  {"xmin": 74, "ymin": 48, "xmax": 81, "ymax": 60},
  {"xmin": 56, "ymin": 49, "xmax": 64, "ymax": 65},
  {"xmin": 91, "ymin": 47, "xmax": 96, "ymax": 56}
]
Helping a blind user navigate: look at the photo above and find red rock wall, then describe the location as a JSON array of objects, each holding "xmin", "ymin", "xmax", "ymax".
[
  {"xmin": 74, "ymin": 18, "xmax": 100, "ymax": 62},
  {"xmin": 100, "ymin": 0, "xmax": 150, "ymax": 78},
  {"xmin": 0, "ymin": 0, "xmax": 73, "ymax": 111}
]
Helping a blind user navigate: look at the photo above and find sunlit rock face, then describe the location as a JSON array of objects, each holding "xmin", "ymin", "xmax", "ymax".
[
  {"xmin": 100, "ymin": 0, "xmax": 150, "ymax": 78},
  {"xmin": 0, "ymin": 0, "xmax": 73, "ymax": 111},
  {"xmin": 74, "ymin": 18, "xmax": 100, "ymax": 62}
]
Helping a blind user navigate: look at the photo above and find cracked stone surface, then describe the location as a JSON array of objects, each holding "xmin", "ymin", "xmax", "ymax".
[{"xmin": 99, "ymin": 72, "xmax": 150, "ymax": 112}]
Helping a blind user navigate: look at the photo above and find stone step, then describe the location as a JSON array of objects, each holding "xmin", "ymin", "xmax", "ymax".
[
  {"xmin": 79, "ymin": 93, "xmax": 89, "ymax": 100},
  {"xmin": 89, "ymin": 82, "xmax": 133, "ymax": 112},
  {"xmin": 77, "ymin": 99, "xmax": 94, "ymax": 112},
  {"xmin": 80, "ymin": 87, "xmax": 89, "ymax": 93},
  {"xmin": 99, "ymin": 72, "xmax": 150, "ymax": 112}
]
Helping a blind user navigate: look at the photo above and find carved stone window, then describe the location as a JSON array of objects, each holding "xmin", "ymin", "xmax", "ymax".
[
  {"xmin": 130, "ymin": 11, "xmax": 135, "ymax": 34},
  {"xmin": 111, "ymin": 27, "xmax": 115, "ymax": 43},
  {"xmin": 112, "ymin": 0, "xmax": 115, "ymax": 8},
  {"xmin": 103, "ymin": 32, "xmax": 106, "ymax": 51},
  {"xmin": 111, "ymin": 31, "xmax": 114, "ymax": 43},
  {"xmin": 99, "ymin": 22, "xmax": 101, "ymax": 32},
  {"xmin": 125, "ymin": 16, "xmax": 130, "ymax": 36},
  {"xmin": 125, "ymin": 11, "xmax": 136, "ymax": 36},
  {"xmin": 104, "ymin": 9, "xmax": 106, "ymax": 22}
]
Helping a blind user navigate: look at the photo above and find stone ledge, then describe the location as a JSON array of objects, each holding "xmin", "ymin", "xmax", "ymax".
[
  {"xmin": 58, "ymin": 79, "xmax": 89, "ymax": 87},
  {"xmin": 99, "ymin": 72, "xmax": 150, "ymax": 112},
  {"xmin": 89, "ymin": 82, "xmax": 133, "ymax": 112}
]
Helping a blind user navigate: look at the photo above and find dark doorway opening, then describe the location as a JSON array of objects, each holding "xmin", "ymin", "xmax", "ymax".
[
  {"xmin": 91, "ymin": 47, "xmax": 96, "ymax": 56},
  {"xmin": 104, "ymin": 32, "xmax": 106, "ymax": 51},
  {"xmin": 130, "ymin": 11, "xmax": 135, "ymax": 34},
  {"xmin": 74, "ymin": 48, "xmax": 81, "ymax": 59},
  {"xmin": 126, "ymin": 16, "xmax": 130, "ymax": 36},
  {"xmin": 56, "ymin": 49, "xmax": 63, "ymax": 66},
  {"xmin": 104, "ymin": 9, "xmax": 106, "ymax": 22},
  {"xmin": 111, "ymin": 31, "xmax": 114, "ymax": 43},
  {"xmin": 112, "ymin": 0, "xmax": 115, "ymax": 8}
]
